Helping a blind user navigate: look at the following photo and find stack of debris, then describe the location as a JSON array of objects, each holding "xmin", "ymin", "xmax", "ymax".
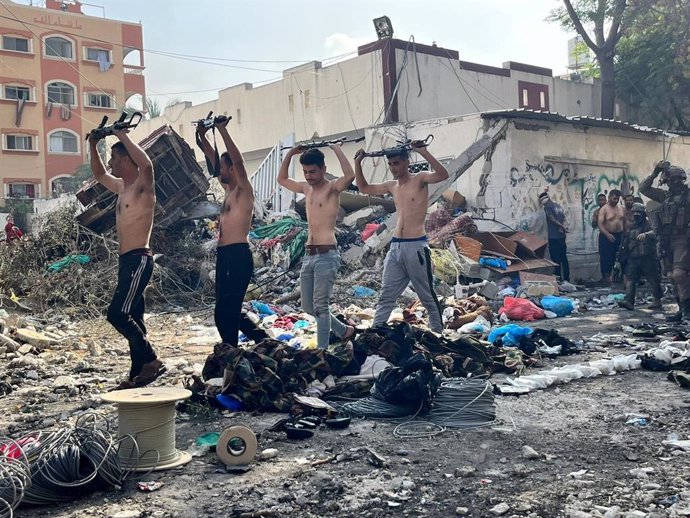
[{"xmin": 76, "ymin": 125, "xmax": 211, "ymax": 233}]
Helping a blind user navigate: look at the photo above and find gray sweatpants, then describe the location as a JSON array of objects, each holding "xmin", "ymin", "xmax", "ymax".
[
  {"xmin": 300, "ymin": 251, "xmax": 348, "ymax": 349},
  {"xmin": 372, "ymin": 239, "xmax": 443, "ymax": 332}
]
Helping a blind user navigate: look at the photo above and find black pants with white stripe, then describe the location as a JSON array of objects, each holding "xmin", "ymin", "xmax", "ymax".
[{"xmin": 107, "ymin": 249, "xmax": 157, "ymax": 379}]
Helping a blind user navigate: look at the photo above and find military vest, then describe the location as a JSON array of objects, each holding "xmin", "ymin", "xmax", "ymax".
[
  {"xmin": 625, "ymin": 222, "xmax": 656, "ymax": 259},
  {"xmin": 659, "ymin": 187, "xmax": 690, "ymax": 236}
]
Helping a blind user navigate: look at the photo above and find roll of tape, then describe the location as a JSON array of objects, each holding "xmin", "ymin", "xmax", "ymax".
[{"xmin": 216, "ymin": 425, "xmax": 257, "ymax": 466}]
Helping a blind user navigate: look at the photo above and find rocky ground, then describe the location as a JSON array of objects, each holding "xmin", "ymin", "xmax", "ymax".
[{"xmin": 2, "ymin": 293, "xmax": 690, "ymax": 518}]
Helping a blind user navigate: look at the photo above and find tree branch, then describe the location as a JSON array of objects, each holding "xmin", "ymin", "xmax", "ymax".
[
  {"xmin": 593, "ymin": 0, "xmax": 607, "ymax": 47},
  {"xmin": 563, "ymin": 0, "xmax": 600, "ymax": 52},
  {"xmin": 604, "ymin": 0, "xmax": 627, "ymax": 51}
]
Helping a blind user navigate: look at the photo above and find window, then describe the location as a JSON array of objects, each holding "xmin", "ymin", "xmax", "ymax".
[
  {"xmin": 6, "ymin": 135, "xmax": 34, "ymax": 151},
  {"xmin": 85, "ymin": 47, "xmax": 110, "ymax": 62},
  {"xmin": 45, "ymin": 36, "xmax": 73, "ymax": 59},
  {"xmin": 8, "ymin": 183, "xmax": 36, "ymax": 199},
  {"xmin": 49, "ymin": 131, "xmax": 78, "ymax": 153},
  {"xmin": 87, "ymin": 93, "xmax": 112, "ymax": 108},
  {"xmin": 518, "ymin": 81, "xmax": 549, "ymax": 111},
  {"xmin": 4, "ymin": 85, "xmax": 31, "ymax": 101},
  {"xmin": 304, "ymin": 89, "xmax": 310, "ymax": 108},
  {"xmin": 47, "ymin": 82, "xmax": 75, "ymax": 105},
  {"xmin": 236, "ymin": 108, "xmax": 241, "ymax": 124},
  {"xmin": 2, "ymin": 35, "xmax": 30, "ymax": 52},
  {"xmin": 288, "ymin": 94, "xmax": 294, "ymax": 112}
]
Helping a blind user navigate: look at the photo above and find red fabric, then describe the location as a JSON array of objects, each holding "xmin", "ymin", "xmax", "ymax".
[
  {"xmin": 498, "ymin": 297, "xmax": 545, "ymax": 322},
  {"xmin": 5, "ymin": 222, "xmax": 23, "ymax": 241},
  {"xmin": 362, "ymin": 223, "xmax": 380, "ymax": 241},
  {"xmin": 425, "ymin": 206, "xmax": 453, "ymax": 235}
]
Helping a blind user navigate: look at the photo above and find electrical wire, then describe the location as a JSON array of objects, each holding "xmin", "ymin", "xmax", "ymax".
[
  {"xmin": 0, "ymin": 13, "xmax": 357, "ymax": 67},
  {"xmin": 0, "ymin": 413, "xmax": 153, "ymax": 511},
  {"xmin": 427, "ymin": 378, "xmax": 495, "ymax": 429},
  {"xmin": 334, "ymin": 397, "xmax": 420, "ymax": 419}
]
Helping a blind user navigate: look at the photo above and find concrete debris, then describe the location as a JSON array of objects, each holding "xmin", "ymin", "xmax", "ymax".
[{"xmin": 14, "ymin": 328, "xmax": 59, "ymax": 349}]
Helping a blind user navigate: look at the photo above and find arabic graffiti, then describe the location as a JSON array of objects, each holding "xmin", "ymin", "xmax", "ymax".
[{"xmin": 34, "ymin": 15, "xmax": 83, "ymax": 30}]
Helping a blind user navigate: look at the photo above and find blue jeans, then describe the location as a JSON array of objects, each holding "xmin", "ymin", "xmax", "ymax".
[{"xmin": 300, "ymin": 251, "xmax": 347, "ymax": 348}]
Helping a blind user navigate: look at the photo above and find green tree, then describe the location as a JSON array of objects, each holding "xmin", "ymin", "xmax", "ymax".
[
  {"xmin": 615, "ymin": 0, "xmax": 690, "ymax": 130},
  {"xmin": 549, "ymin": 0, "xmax": 637, "ymax": 119}
]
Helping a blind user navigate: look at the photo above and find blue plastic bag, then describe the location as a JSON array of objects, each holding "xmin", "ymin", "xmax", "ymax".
[
  {"xmin": 541, "ymin": 296, "xmax": 575, "ymax": 317},
  {"xmin": 479, "ymin": 257, "xmax": 508, "ymax": 269},
  {"xmin": 488, "ymin": 324, "xmax": 533, "ymax": 346},
  {"xmin": 251, "ymin": 301, "xmax": 275, "ymax": 316},
  {"xmin": 352, "ymin": 285, "xmax": 377, "ymax": 297}
]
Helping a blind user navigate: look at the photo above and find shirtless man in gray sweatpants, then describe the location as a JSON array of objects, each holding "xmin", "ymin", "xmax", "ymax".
[{"xmin": 354, "ymin": 142, "xmax": 449, "ymax": 332}]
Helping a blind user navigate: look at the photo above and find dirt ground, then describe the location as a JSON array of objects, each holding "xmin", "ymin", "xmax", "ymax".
[{"xmin": 3, "ymin": 298, "xmax": 690, "ymax": 518}]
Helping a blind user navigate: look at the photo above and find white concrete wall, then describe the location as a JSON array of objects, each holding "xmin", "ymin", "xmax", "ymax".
[
  {"xmin": 129, "ymin": 51, "xmax": 384, "ymax": 176},
  {"xmin": 394, "ymin": 49, "xmax": 602, "ymax": 123}
]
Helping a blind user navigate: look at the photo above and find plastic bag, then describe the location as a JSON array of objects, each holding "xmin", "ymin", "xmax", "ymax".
[
  {"xmin": 540, "ymin": 296, "xmax": 576, "ymax": 317},
  {"xmin": 458, "ymin": 315, "xmax": 492, "ymax": 334},
  {"xmin": 488, "ymin": 324, "xmax": 534, "ymax": 346},
  {"xmin": 352, "ymin": 285, "xmax": 377, "ymax": 298},
  {"xmin": 362, "ymin": 223, "xmax": 380, "ymax": 241},
  {"xmin": 498, "ymin": 297, "xmax": 545, "ymax": 321}
]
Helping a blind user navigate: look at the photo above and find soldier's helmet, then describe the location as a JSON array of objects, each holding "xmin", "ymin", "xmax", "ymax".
[
  {"xmin": 660, "ymin": 165, "xmax": 687, "ymax": 184},
  {"xmin": 631, "ymin": 203, "xmax": 646, "ymax": 214}
]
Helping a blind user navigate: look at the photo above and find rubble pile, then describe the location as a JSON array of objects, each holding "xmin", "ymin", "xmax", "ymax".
[{"xmin": 0, "ymin": 203, "xmax": 217, "ymax": 316}]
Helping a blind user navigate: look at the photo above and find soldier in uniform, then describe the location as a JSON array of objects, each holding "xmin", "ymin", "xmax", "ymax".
[
  {"xmin": 639, "ymin": 161, "xmax": 690, "ymax": 322},
  {"xmin": 617, "ymin": 203, "xmax": 662, "ymax": 310}
]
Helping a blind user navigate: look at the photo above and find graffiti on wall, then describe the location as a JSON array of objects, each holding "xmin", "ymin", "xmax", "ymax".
[{"xmin": 479, "ymin": 159, "xmax": 639, "ymax": 251}]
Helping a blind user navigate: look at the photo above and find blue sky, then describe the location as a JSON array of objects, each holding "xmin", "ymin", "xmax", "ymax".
[{"xmin": 19, "ymin": 0, "xmax": 575, "ymax": 107}]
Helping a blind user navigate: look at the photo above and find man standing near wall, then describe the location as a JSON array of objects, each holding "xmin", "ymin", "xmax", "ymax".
[
  {"xmin": 354, "ymin": 142, "xmax": 449, "ymax": 332},
  {"xmin": 196, "ymin": 118, "xmax": 268, "ymax": 348},
  {"xmin": 623, "ymin": 193, "xmax": 635, "ymax": 228},
  {"xmin": 621, "ymin": 193, "xmax": 636, "ymax": 281},
  {"xmin": 278, "ymin": 145, "xmax": 356, "ymax": 349},
  {"xmin": 591, "ymin": 193, "xmax": 607, "ymax": 230},
  {"xmin": 539, "ymin": 191, "xmax": 570, "ymax": 282},
  {"xmin": 598, "ymin": 189, "xmax": 626, "ymax": 286},
  {"xmin": 639, "ymin": 161, "xmax": 690, "ymax": 322}
]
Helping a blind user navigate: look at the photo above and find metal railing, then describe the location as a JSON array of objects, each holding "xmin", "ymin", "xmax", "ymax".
[{"xmin": 251, "ymin": 135, "xmax": 295, "ymax": 218}]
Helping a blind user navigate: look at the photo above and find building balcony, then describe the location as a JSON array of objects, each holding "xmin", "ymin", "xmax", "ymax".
[{"xmin": 124, "ymin": 65, "xmax": 145, "ymax": 98}]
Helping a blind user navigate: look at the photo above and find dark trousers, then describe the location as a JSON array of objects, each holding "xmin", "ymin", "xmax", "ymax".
[
  {"xmin": 107, "ymin": 249, "xmax": 157, "ymax": 379},
  {"xmin": 625, "ymin": 256, "xmax": 662, "ymax": 305},
  {"xmin": 548, "ymin": 238, "xmax": 570, "ymax": 281},
  {"xmin": 215, "ymin": 243, "xmax": 268, "ymax": 347},
  {"xmin": 599, "ymin": 232, "xmax": 622, "ymax": 279}
]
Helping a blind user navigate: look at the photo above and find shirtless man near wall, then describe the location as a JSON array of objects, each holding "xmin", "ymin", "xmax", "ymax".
[
  {"xmin": 89, "ymin": 130, "xmax": 165, "ymax": 390},
  {"xmin": 278, "ymin": 144, "xmax": 356, "ymax": 349},
  {"xmin": 598, "ymin": 189, "xmax": 627, "ymax": 285},
  {"xmin": 196, "ymin": 119, "xmax": 269, "ymax": 348},
  {"xmin": 354, "ymin": 142, "xmax": 449, "ymax": 333}
]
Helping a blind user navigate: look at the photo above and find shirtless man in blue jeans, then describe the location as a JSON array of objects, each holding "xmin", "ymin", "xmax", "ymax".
[{"xmin": 278, "ymin": 144, "xmax": 356, "ymax": 348}]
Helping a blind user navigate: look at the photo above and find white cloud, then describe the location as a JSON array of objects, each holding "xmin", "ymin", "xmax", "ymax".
[{"xmin": 324, "ymin": 33, "xmax": 370, "ymax": 58}]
